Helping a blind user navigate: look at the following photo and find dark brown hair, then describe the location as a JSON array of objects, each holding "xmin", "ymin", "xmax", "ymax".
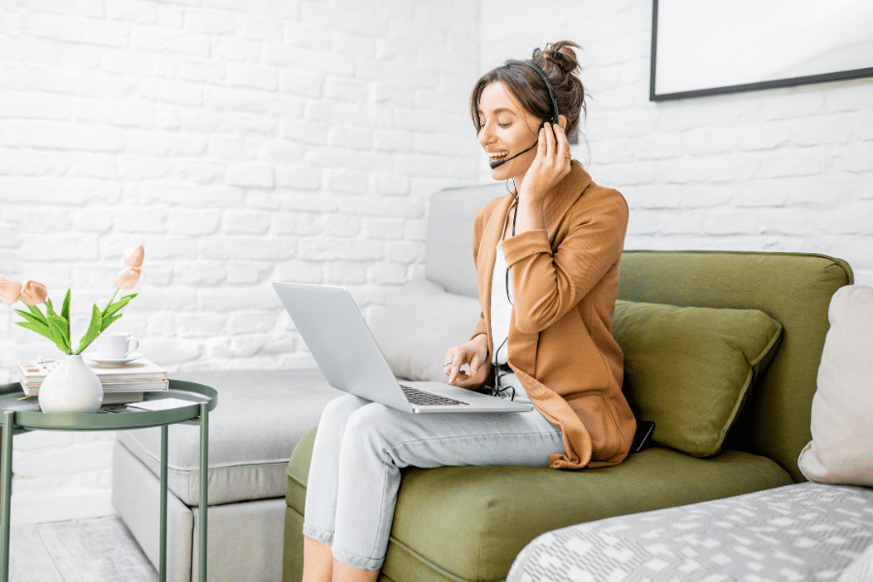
[{"xmin": 470, "ymin": 41, "xmax": 587, "ymax": 143}]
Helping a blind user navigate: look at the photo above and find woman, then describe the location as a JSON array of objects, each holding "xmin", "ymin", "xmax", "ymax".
[{"xmin": 302, "ymin": 40, "xmax": 636, "ymax": 582}]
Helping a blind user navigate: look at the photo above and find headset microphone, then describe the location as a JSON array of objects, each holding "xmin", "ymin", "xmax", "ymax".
[{"xmin": 489, "ymin": 141, "xmax": 538, "ymax": 169}]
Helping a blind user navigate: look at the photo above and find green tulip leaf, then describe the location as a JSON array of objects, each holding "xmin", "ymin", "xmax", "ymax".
[
  {"xmin": 75, "ymin": 304, "xmax": 103, "ymax": 355},
  {"xmin": 47, "ymin": 314, "xmax": 71, "ymax": 354},
  {"xmin": 25, "ymin": 303, "xmax": 47, "ymax": 326},
  {"xmin": 100, "ymin": 312, "xmax": 123, "ymax": 332},
  {"xmin": 101, "ymin": 290, "xmax": 118, "ymax": 318},
  {"xmin": 58, "ymin": 290, "xmax": 71, "ymax": 340},
  {"xmin": 61, "ymin": 289, "xmax": 71, "ymax": 322},
  {"xmin": 104, "ymin": 296, "xmax": 135, "ymax": 319},
  {"xmin": 15, "ymin": 321, "xmax": 58, "ymax": 345},
  {"xmin": 15, "ymin": 309, "xmax": 49, "ymax": 330}
]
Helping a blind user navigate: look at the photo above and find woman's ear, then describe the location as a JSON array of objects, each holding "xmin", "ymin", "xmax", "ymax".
[{"xmin": 558, "ymin": 114, "xmax": 568, "ymax": 130}]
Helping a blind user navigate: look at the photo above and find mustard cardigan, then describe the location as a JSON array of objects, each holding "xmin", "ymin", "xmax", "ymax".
[{"xmin": 470, "ymin": 163, "xmax": 636, "ymax": 469}]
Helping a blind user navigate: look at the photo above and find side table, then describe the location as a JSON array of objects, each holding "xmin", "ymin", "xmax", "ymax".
[{"xmin": 0, "ymin": 379, "xmax": 217, "ymax": 582}]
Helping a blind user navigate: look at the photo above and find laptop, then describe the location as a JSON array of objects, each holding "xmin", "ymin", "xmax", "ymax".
[{"xmin": 272, "ymin": 281, "xmax": 533, "ymax": 414}]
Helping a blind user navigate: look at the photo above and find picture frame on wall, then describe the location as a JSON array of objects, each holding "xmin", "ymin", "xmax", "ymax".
[{"xmin": 650, "ymin": 0, "xmax": 873, "ymax": 102}]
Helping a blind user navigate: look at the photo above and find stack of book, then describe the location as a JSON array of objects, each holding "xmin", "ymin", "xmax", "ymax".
[{"xmin": 17, "ymin": 358, "xmax": 168, "ymax": 405}]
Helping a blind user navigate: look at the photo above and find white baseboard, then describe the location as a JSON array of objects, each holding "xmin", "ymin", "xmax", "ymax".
[{"xmin": 10, "ymin": 489, "xmax": 116, "ymax": 527}]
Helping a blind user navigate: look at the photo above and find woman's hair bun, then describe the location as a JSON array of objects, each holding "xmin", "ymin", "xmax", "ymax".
[{"xmin": 539, "ymin": 40, "xmax": 581, "ymax": 75}]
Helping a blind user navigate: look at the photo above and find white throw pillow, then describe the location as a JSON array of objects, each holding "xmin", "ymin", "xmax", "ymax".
[
  {"xmin": 798, "ymin": 284, "xmax": 873, "ymax": 486},
  {"xmin": 369, "ymin": 278, "xmax": 481, "ymax": 383}
]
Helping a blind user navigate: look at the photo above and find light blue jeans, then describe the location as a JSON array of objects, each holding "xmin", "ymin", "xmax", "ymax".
[{"xmin": 302, "ymin": 377, "xmax": 566, "ymax": 570}]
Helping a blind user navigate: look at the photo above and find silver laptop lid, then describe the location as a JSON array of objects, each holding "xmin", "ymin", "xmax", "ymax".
[{"xmin": 272, "ymin": 281, "xmax": 413, "ymax": 412}]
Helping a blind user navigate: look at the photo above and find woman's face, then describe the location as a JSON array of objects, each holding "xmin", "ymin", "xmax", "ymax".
[{"xmin": 477, "ymin": 81, "xmax": 542, "ymax": 182}]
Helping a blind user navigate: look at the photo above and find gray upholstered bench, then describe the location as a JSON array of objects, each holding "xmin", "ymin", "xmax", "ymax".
[{"xmin": 112, "ymin": 368, "xmax": 341, "ymax": 582}]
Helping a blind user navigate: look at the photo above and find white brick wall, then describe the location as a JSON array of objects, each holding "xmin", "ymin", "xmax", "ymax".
[
  {"xmin": 1, "ymin": 0, "xmax": 871, "ymax": 526},
  {"xmin": 479, "ymin": 1, "xmax": 873, "ymax": 286},
  {"xmin": 0, "ymin": 0, "xmax": 480, "ymax": 525}
]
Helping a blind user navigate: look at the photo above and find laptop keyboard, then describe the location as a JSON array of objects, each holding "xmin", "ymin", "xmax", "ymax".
[{"xmin": 400, "ymin": 385, "xmax": 469, "ymax": 406}]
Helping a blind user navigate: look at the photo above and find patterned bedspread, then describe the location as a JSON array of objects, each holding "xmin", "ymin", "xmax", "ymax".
[{"xmin": 508, "ymin": 483, "xmax": 873, "ymax": 582}]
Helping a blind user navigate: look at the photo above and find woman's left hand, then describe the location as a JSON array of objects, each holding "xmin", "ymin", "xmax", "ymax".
[
  {"xmin": 518, "ymin": 122, "xmax": 572, "ymax": 204},
  {"xmin": 444, "ymin": 336, "xmax": 490, "ymax": 388}
]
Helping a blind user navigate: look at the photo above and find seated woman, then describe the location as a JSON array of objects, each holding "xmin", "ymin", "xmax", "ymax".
[{"xmin": 301, "ymin": 40, "xmax": 636, "ymax": 582}]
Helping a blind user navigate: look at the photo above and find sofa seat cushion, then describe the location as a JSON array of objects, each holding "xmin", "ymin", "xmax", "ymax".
[
  {"xmin": 286, "ymin": 428, "xmax": 793, "ymax": 582},
  {"xmin": 118, "ymin": 369, "xmax": 341, "ymax": 506},
  {"xmin": 508, "ymin": 482, "xmax": 873, "ymax": 582}
]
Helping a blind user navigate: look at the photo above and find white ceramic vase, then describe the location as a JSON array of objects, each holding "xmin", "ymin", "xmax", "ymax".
[{"xmin": 39, "ymin": 354, "xmax": 103, "ymax": 414}]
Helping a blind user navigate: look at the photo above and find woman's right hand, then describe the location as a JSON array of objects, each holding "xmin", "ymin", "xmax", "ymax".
[{"xmin": 444, "ymin": 335, "xmax": 490, "ymax": 388}]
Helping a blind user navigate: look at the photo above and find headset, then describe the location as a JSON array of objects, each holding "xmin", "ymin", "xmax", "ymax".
[
  {"xmin": 486, "ymin": 59, "xmax": 561, "ymax": 401},
  {"xmin": 496, "ymin": 59, "xmax": 561, "ymax": 243},
  {"xmin": 488, "ymin": 60, "xmax": 561, "ymax": 170}
]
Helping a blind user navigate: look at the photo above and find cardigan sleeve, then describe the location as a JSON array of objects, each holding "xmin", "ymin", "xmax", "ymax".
[{"xmin": 501, "ymin": 189, "xmax": 628, "ymax": 335}]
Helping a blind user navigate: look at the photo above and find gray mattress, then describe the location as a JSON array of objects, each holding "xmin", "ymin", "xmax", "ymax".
[{"xmin": 508, "ymin": 483, "xmax": 873, "ymax": 582}]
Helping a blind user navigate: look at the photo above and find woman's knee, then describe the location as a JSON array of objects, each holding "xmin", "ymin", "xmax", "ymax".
[
  {"xmin": 343, "ymin": 403, "xmax": 398, "ymax": 447},
  {"xmin": 319, "ymin": 394, "xmax": 369, "ymax": 428}
]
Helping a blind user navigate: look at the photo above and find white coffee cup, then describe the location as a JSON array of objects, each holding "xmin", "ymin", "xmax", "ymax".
[{"xmin": 97, "ymin": 332, "xmax": 139, "ymax": 359}]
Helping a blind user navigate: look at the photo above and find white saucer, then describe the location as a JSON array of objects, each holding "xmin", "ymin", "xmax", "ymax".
[{"xmin": 83, "ymin": 352, "xmax": 145, "ymax": 367}]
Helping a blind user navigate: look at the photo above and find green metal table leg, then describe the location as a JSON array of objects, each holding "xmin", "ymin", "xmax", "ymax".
[
  {"xmin": 159, "ymin": 424, "xmax": 168, "ymax": 582},
  {"xmin": 198, "ymin": 402, "xmax": 208, "ymax": 582},
  {"xmin": 1, "ymin": 411, "xmax": 15, "ymax": 582}
]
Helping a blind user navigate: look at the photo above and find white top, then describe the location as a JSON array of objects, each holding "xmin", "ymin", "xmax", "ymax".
[
  {"xmin": 489, "ymin": 218, "xmax": 532, "ymax": 403},
  {"xmin": 491, "ymin": 243, "xmax": 512, "ymax": 366},
  {"xmin": 490, "ymin": 201, "xmax": 516, "ymax": 366}
]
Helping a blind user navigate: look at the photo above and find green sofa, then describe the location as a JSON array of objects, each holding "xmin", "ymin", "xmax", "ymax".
[{"xmin": 282, "ymin": 184, "xmax": 853, "ymax": 582}]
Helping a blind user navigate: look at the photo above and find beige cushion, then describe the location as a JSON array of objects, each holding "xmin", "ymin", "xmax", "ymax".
[
  {"xmin": 369, "ymin": 278, "xmax": 481, "ymax": 382},
  {"xmin": 798, "ymin": 285, "xmax": 873, "ymax": 486},
  {"xmin": 612, "ymin": 300, "xmax": 783, "ymax": 457}
]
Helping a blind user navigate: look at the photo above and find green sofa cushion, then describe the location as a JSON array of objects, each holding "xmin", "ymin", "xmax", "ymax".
[
  {"xmin": 285, "ymin": 428, "xmax": 793, "ymax": 582},
  {"xmin": 612, "ymin": 299, "xmax": 783, "ymax": 457}
]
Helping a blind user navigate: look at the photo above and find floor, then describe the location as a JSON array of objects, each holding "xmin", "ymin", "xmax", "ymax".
[{"xmin": 8, "ymin": 516, "xmax": 156, "ymax": 582}]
